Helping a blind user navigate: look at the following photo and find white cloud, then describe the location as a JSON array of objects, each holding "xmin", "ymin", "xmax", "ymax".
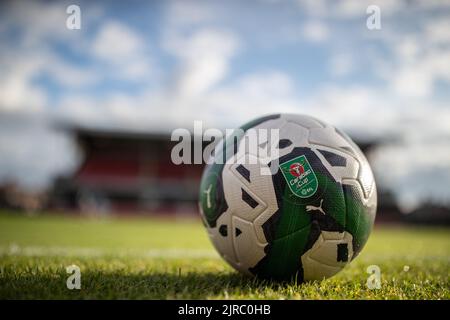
[
  {"xmin": 0, "ymin": 2, "xmax": 104, "ymax": 113},
  {"xmin": 232, "ymin": 72, "xmax": 294, "ymax": 98},
  {"xmin": 164, "ymin": 28, "xmax": 240, "ymax": 97},
  {"xmin": 0, "ymin": 78, "xmax": 47, "ymax": 113},
  {"xmin": 385, "ymin": 30, "xmax": 450, "ymax": 99},
  {"xmin": 417, "ymin": 0, "xmax": 450, "ymax": 9},
  {"xmin": 296, "ymin": 0, "xmax": 328, "ymax": 17},
  {"xmin": 297, "ymin": 0, "xmax": 405, "ymax": 19},
  {"xmin": 92, "ymin": 21, "xmax": 152, "ymax": 80},
  {"xmin": 303, "ymin": 85, "xmax": 397, "ymax": 137},
  {"xmin": 0, "ymin": 1, "xmax": 103, "ymax": 47},
  {"xmin": 1, "ymin": 1, "xmax": 70, "ymax": 46},
  {"xmin": 334, "ymin": 0, "xmax": 404, "ymax": 18},
  {"xmin": 192, "ymin": 71, "xmax": 299, "ymax": 126},
  {"xmin": 302, "ymin": 20, "xmax": 329, "ymax": 43},
  {"xmin": 394, "ymin": 37, "xmax": 420, "ymax": 62},
  {"xmin": 0, "ymin": 46, "xmax": 101, "ymax": 113},
  {"xmin": 391, "ymin": 66, "xmax": 433, "ymax": 98},
  {"xmin": 93, "ymin": 22, "xmax": 144, "ymax": 61},
  {"xmin": 46, "ymin": 59, "xmax": 100, "ymax": 87},
  {"xmin": 425, "ymin": 18, "xmax": 450, "ymax": 44},
  {"xmin": 162, "ymin": 1, "xmax": 240, "ymax": 97},
  {"xmin": 55, "ymin": 70, "xmax": 297, "ymax": 131},
  {"xmin": 0, "ymin": 50, "xmax": 48, "ymax": 113},
  {"xmin": 329, "ymin": 53, "xmax": 354, "ymax": 77},
  {"xmin": 166, "ymin": 0, "xmax": 214, "ymax": 27},
  {"xmin": 0, "ymin": 115, "xmax": 80, "ymax": 190}
]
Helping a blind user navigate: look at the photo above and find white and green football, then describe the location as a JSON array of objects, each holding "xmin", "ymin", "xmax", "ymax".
[{"xmin": 199, "ymin": 114, "xmax": 377, "ymax": 281}]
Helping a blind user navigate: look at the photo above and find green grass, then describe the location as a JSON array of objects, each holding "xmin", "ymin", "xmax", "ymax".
[{"xmin": 0, "ymin": 212, "xmax": 448, "ymax": 299}]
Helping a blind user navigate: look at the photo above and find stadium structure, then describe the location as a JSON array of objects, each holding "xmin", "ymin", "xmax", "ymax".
[{"xmin": 50, "ymin": 126, "xmax": 405, "ymax": 219}]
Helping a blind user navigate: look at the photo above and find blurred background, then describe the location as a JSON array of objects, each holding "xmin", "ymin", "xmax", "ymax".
[{"xmin": 0, "ymin": 0, "xmax": 449, "ymax": 225}]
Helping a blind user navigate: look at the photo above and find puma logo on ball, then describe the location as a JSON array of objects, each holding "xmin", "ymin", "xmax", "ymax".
[{"xmin": 306, "ymin": 199, "xmax": 325, "ymax": 215}]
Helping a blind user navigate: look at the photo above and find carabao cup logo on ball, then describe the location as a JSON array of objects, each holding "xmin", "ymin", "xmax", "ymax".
[
  {"xmin": 280, "ymin": 155, "xmax": 318, "ymax": 198},
  {"xmin": 289, "ymin": 162, "xmax": 304, "ymax": 177}
]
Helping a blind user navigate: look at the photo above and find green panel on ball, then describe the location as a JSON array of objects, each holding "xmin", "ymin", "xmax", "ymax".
[
  {"xmin": 249, "ymin": 187, "xmax": 311, "ymax": 279},
  {"xmin": 251, "ymin": 172, "xmax": 348, "ymax": 279},
  {"xmin": 343, "ymin": 184, "xmax": 374, "ymax": 258},
  {"xmin": 317, "ymin": 173, "xmax": 347, "ymax": 228},
  {"xmin": 199, "ymin": 166, "xmax": 222, "ymax": 226}
]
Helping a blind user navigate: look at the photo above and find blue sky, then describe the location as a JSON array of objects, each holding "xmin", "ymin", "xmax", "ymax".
[{"xmin": 0, "ymin": 0, "xmax": 450, "ymax": 210}]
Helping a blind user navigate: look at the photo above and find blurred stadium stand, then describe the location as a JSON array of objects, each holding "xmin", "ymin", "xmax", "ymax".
[{"xmin": 51, "ymin": 127, "xmax": 204, "ymax": 215}]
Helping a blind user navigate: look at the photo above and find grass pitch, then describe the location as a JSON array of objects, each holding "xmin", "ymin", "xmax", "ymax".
[{"xmin": 0, "ymin": 212, "xmax": 448, "ymax": 299}]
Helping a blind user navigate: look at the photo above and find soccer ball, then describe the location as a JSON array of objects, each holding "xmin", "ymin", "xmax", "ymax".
[{"xmin": 199, "ymin": 114, "xmax": 377, "ymax": 281}]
